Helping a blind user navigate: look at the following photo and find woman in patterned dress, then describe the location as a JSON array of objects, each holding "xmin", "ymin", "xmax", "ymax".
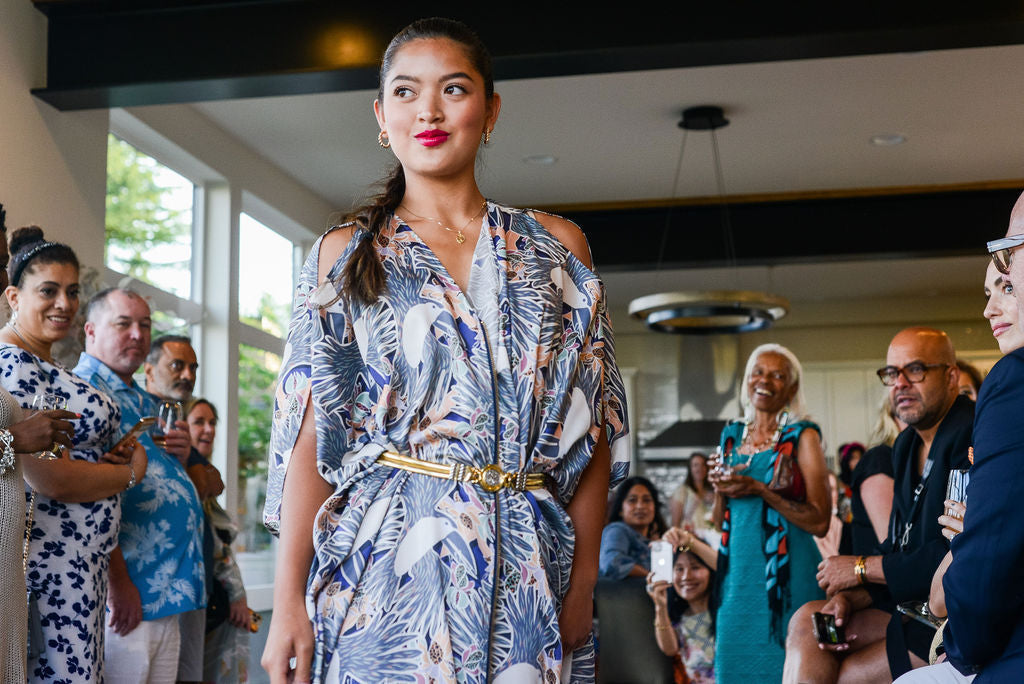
[
  {"xmin": 261, "ymin": 17, "xmax": 629, "ymax": 684},
  {"xmin": 0, "ymin": 226, "xmax": 147, "ymax": 682}
]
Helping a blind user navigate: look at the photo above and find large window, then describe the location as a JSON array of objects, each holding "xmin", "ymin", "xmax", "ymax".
[
  {"xmin": 236, "ymin": 213, "xmax": 296, "ymax": 588},
  {"xmin": 105, "ymin": 134, "xmax": 194, "ymax": 299}
]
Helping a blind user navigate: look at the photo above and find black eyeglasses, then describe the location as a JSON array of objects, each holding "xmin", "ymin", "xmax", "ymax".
[
  {"xmin": 987, "ymin": 233, "xmax": 1024, "ymax": 275},
  {"xmin": 876, "ymin": 362, "xmax": 949, "ymax": 386}
]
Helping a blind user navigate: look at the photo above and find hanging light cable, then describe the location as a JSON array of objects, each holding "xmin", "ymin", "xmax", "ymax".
[{"xmin": 628, "ymin": 105, "xmax": 789, "ymax": 334}]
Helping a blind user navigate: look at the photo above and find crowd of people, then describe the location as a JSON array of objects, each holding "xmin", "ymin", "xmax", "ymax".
[
  {"xmin": 0, "ymin": 209, "xmax": 252, "ymax": 681},
  {"xmin": 594, "ymin": 189, "xmax": 1024, "ymax": 682},
  {"xmin": 3, "ymin": 12, "xmax": 1022, "ymax": 684}
]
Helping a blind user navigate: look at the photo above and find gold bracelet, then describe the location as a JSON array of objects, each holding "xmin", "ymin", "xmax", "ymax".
[
  {"xmin": 654, "ymin": 621, "xmax": 674, "ymax": 630},
  {"xmin": 854, "ymin": 555, "xmax": 866, "ymax": 585}
]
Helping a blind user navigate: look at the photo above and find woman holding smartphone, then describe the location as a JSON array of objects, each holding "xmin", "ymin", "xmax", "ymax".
[
  {"xmin": 0, "ymin": 226, "xmax": 146, "ymax": 682},
  {"xmin": 260, "ymin": 18, "xmax": 629, "ymax": 684}
]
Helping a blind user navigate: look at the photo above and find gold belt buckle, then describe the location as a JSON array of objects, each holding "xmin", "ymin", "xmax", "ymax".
[{"xmin": 478, "ymin": 464, "xmax": 507, "ymax": 492}]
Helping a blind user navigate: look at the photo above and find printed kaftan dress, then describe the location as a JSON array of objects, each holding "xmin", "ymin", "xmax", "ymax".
[{"xmin": 264, "ymin": 202, "xmax": 630, "ymax": 683}]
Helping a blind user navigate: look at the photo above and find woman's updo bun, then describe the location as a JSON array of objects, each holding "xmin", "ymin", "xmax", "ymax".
[
  {"xmin": 9, "ymin": 226, "xmax": 45, "ymax": 256},
  {"xmin": 7, "ymin": 226, "xmax": 79, "ymax": 288}
]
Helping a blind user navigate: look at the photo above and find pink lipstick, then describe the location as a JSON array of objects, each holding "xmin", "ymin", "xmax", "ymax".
[{"xmin": 415, "ymin": 129, "xmax": 449, "ymax": 147}]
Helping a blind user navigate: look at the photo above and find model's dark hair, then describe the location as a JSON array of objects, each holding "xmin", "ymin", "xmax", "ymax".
[
  {"xmin": 607, "ymin": 476, "xmax": 667, "ymax": 539},
  {"xmin": 667, "ymin": 549, "xmax": 716, "ymax": 630},
  {"xmin": 7, "ymin": 226, "xmax": 79, "ymax": 287},
  {"xmin": 342, "ymin": 17, "xmax": 494, "ymax": 305}
]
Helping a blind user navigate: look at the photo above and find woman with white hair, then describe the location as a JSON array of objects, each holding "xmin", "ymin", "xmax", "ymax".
[{"xmin": 710, "ymin": 343, "xmax": 831, "ymax": 680}]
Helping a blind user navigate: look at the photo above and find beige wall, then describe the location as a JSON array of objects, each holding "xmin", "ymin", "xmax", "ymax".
[{"xmin": 0, "ymin": 0, "xmax": 109, "ymax": 268}]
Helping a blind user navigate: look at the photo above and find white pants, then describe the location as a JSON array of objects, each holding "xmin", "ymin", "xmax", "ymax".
[
  {"xmin": 894, "ymin": 661, "xmax": 976, "ymax": 683},
  {"xmin": 104, "ymin": 614, "xmax": 180, "ymax": 684},
  {"xmin": 176, "ymin": 608, "xmax": 206, "ymax": 680}
]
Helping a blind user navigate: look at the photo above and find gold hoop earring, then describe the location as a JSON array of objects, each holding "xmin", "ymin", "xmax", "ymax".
[
  {"xmin": 378, "ymin": 131, "xmax": 390, "ymax": 149},
  {"xmin": 483, "ymin": 129, "xmax": 492, "ymax": 145}
]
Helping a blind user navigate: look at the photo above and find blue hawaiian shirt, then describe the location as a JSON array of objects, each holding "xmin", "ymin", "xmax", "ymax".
[{"xmin": 73, "ymin": 352, "xmax": 205, "ymax": 619}]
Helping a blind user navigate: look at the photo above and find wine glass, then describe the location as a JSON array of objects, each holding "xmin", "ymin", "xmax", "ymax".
[
  {"xmin": 152, "ymin": 401, "xmax": 183, "ymax": 448},
  {"xmin": 30, "ymin": 391, "xmax": 69, "ymax": 460}
]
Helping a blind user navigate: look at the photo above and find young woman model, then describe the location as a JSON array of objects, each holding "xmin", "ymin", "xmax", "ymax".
[{"xmin": 261, "ymin": 18, "xmax": 629, "ymax": 684}]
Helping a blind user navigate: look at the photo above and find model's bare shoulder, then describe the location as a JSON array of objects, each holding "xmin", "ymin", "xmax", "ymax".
[
  {"xmin": 318, "ymin": 223, "xmax": 358, "ymax": 282},
  {"xmin": 529, "ymin": 211, "xmax": 593, "ymax": 270}
]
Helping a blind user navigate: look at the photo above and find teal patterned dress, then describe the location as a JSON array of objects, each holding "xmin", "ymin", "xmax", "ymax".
[
  {"xmin": 715, "ymin": 420, "xmax": 825, "ymax": 682},
  {"xmin": 263, "ymin": 202, "xmax": 630, "ymax": 683}
]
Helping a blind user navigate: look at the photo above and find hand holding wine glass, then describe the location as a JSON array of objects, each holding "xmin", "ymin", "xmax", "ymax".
[
  {"xmin": 154, "ymin": 401, "xmax": 191, "ymax": 465},
  {"xmin": 30, "ymin": 391, "xmax": 70, "ymax": 460}
]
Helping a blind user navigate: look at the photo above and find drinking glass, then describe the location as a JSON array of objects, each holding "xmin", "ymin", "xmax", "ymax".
[
  {"xmin": 152, "ymin": 401, "xmax": 183, "ymax": 449},
  {"xmin": 30, "ymin": 391, "xmax": 69, "ymax": 460},
  {"xmin": 945, "ymin": 468, "xmax": 970, "ymax": 519}
]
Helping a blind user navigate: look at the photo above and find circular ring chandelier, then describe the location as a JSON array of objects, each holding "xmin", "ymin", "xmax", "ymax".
[
  {"xmin": 629, "ymin": 290, "xmax": 789, "ymax": 334},
  {"xmin": 628, "ymin": 105, "xmax": 790, "ymax": 334}
]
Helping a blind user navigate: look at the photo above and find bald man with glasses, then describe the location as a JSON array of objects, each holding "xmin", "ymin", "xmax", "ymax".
[{"xmin": 784, "ymin": 327, "xmax": 973, "ymax": 683}]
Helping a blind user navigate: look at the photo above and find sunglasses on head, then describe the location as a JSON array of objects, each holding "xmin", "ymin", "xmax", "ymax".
[{"xmin": 987, "ymin": 233, "xmax": 1024, "ymax": 275}]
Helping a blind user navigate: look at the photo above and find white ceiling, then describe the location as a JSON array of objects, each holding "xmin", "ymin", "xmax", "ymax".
[{"xmin": 182, "ymin": 43, "xmax": 1022, "ymax": 332}]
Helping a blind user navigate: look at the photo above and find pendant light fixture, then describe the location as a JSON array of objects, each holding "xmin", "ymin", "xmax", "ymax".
[{"xmin": 628, "ymin": 105, "xmax": 789, "ymax": 334}]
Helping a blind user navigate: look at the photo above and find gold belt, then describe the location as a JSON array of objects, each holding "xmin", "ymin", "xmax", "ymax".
[{"xmin": 376, "ymin": 452, "xmax": 549, "ymax": 493}]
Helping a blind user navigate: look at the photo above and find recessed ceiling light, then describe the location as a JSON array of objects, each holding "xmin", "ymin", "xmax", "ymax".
[
  {"xmin": 870, "ymin": 133, "xmax": 907, "ymax": 146},
  {"xmin": 522, "ymin": 154, "xmax": 557, "ymax": 165}
]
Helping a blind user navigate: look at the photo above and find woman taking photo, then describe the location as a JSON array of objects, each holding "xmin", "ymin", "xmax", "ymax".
[
  {"xmin": 599, "ymin": 476, "xmax": 667, "ymax": 580},
  {"xmin": 647, "ymin": 528, "xmax": 717, "ymax": 684},
  {"xmin": 0, "ymin": 226, "xmax": 146, "ymax": 682},
  {"xmin": 261, "ymin": 18, "xmax": 629, "ymax": 684},
  {"xmin": 711, "ymin": 343, "xmax": 830, "ymax": 681}
]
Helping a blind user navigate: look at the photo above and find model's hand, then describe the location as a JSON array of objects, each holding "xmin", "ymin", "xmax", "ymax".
[
  {"xmin": 107, "ymin": 572, "xmax": 143, "ymax": 636},
  {"xmin": 816, "ymin": 555, "xmax": 858, "ymax": 596},
  {"xmin": 939, "ymin": 500, "xmax": 966, "ymax": 541},
  {"xmin": 228, "ymin": 596, "xmax": 250, "ymax": 629},
  {"xmin": 162, "ymin": 420, "xmax": 192, "ymax": 465},
  {"xmin": 816, "ymin": 592, "xmax": 857, "ymax": 651},
  {"xmin": 262, "ymin": 598, "xmax": 314, "ymax": 684},
  {"xmin": 558, "ymin": 583, "xmax": 595, "ymax": 654},
  {"xmin": 8, "ymin": 409, "xmax": 77, "ymax": 454}
]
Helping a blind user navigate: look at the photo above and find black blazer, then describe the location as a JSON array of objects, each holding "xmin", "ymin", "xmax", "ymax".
[{"xmin": 945, "ymin": 349, "xmax": 1024, "ymax": 681}]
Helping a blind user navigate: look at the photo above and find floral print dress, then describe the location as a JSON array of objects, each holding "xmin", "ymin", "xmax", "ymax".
[
  {"xmin": 264, "ymin": 202, "xmax": 630, "ymax": 683},
  {"xmin": 0, "ymin": 345, "xmax": 121, "ymax": 683}
]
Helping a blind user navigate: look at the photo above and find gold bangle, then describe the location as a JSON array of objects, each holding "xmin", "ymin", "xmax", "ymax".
[
  {"xmin": 854, "ymin": 555, "xmax": 866, "ymax": 585},
  {"xmin": 654, "ymin": 621, "xmax": 674, "ymax": 630}
]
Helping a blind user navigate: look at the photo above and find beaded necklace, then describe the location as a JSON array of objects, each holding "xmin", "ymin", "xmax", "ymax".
[{"xmin": 732, "ymin": 409, "xmax": 790, "ymax": 468}]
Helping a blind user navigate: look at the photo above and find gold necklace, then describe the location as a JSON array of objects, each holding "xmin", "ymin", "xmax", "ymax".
[{"xmin": 398, "ymin": 200, "xmax": 487, "ymax": 245}]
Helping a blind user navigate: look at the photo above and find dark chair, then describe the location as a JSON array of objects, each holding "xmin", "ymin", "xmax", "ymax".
[{"xmin": 594, "ymin": 576, "xmax": 677, "ymax": 684}]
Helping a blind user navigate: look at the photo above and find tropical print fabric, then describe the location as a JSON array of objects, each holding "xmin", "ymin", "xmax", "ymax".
[
  {"xmin": 264, "ymin": 202, "xmax": 630, "ymax": 683},
  {"xmin": 0, "ymin": 345, "xmax": 121, "ymax": 682},
  {"xmin": 715, "ymin": 420, "xmax": 825, "ymax": 680},
  {"xmin": 73, "ymin": 353, "xmax": 205, "ymax": 621}
]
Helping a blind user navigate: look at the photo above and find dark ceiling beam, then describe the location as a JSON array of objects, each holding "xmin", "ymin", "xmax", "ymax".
[
  {"xmin": 31, "ymin": 0, "xmax": 1024, "ymax": 111},
  {"xmin": 564, "ymin": 187, "xmax": 1020, "ymax": 271}
]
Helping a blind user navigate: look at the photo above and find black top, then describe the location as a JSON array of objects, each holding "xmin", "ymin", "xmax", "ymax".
[
  {"xmin": 849, "ymin": 444, "xmax": 895, "ymax": 555},
  {"xmin": 870, "ymin": 394, "xmax": 974, "ymax": 675},
  {"xmin": 945, "ymin": 349, "xmax": 1024, "ymax": 681}
]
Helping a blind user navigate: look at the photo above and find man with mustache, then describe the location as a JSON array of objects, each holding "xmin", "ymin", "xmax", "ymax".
[
  {"xmin": 784, "ymin": 327, "xmax": 973, "ymax": 683},
  {"xmin": 74, "ymin": 289, "xmax": 205, "ymax": 684}
]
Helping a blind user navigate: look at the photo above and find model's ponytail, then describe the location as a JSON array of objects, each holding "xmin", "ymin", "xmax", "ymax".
[{"xmin": 342, "ymin": 165, "xmax": 404, "ymax": 305}]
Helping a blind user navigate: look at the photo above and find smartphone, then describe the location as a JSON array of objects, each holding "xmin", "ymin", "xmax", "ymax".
[
  {"xmin": 811, "ymin": 611, "xmax": 845, "ymax": 645},
  {"xmin": 112, "ymin": 416, "xmax": 157, "ymax": 452},
  {"xmin": 896, "ymin": 600, "xmax": 944, "ymax": 628},
  {"xmin": 650, "ymin": 541, "xmax": 673, "ymax": 584}
]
